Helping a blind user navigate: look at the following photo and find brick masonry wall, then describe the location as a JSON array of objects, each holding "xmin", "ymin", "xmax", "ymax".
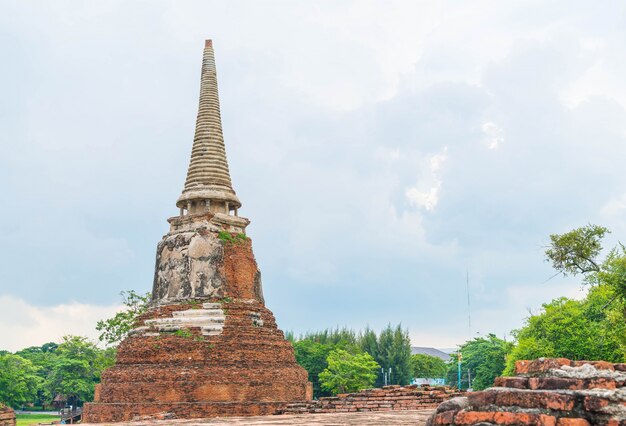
[
  {"xmin": 279, "ymin": 385, "xmax": 463, "ymax": 414},
  {"xmin": 427, "ymin": 358, "xmax": 626, "ymax": 426},
  {"xmin": 0, "ymin": 404, "xmax": 15, "ymax": 426}
]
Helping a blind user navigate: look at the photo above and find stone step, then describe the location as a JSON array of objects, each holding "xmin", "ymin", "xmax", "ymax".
[
  {"xmin": 202, "ymin": 302, "xmax": 222, "ymax": 309},
  {"xmin": 145, "ymin": 316, "xmax": 225, "ymax": 326},
  {"xmin": 172, "ymin": 309, "xmax": 224, "ymax": 318},
  {"xmin": 152, "ymin": 323, "xmax": 223, "ymax": 332}
]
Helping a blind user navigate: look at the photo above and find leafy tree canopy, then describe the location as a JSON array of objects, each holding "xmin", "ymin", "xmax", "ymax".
[
  {"xmin": 0, "ymin": 353, "xmax": 41, "ymax": 407},
  {"xmin": 447, "ymin": 334, "xmax": 512, "ymax": 391},
  {"xmin": 319, "ymin": 349, "xmax": 380, "ymax": 395},
  {"xmin": 504, "ymin": 285, "xmax": 625, "ymax": 374},
  {"xmin": 411, "ymin": 353, "xmax": 448, "ymax": 379}
]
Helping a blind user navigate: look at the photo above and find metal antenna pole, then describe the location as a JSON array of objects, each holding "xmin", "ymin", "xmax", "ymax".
[
  {"xmin": 457, "ymin": 352, "xmax": 462, "ymax": 390},
  {"xmin": 466, "ymin": 270, "xmax": 472, "ymax": 336}
]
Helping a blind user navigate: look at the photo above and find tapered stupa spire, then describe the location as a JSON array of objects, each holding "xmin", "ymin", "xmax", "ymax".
[{"xmin": 176, "ymin": 40, "xmax": 242, "ymax": 216}]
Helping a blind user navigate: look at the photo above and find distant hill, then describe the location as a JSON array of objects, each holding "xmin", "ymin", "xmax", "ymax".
[{"xmin": 411, "ymin": 347, "xmax": 452, "ymax": 361}]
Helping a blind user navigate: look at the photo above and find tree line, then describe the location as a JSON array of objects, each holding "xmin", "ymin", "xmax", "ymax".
[
  {"xmin": 0, "ymin": 336, "xmax": 115, "ymax": 409},
  {"xmin": 287, "ymin": 324, "xmax": 413, "ymax": 397}
]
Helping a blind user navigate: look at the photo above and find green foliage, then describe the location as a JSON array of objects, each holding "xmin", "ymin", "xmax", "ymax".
[
  {"xmin": 374, "ymin": 324, "xmax": 412, "ymax": 386},
  {"xmin": 0, "ymin": 353, "xmax": 41, "ymax": 407},
  {"xmin": 359, "ymin": 327, "xmax": 378, "ymax": 360},
  {"xmin": 45, "ymin": 336, "xmax": 106, "ymax": 404},
  {"xmin": 218, "ymin": 231, "xmax": 248, "ymax": 244},
  {"xmin": 546, "ymin": 224, "xmax": 609, "ymax": 276},
  {"xmin": 411, "ymin": 353, "xmax": 448, "ymax": 379},
  {"xmin": 291, "ymin": 324, "xmax": 411, "ymax": 397},
  {"xmin": 297, "ymin": 327, "xmax": 359, "ymax": 349},
  {"xmin": 543, "ymin": 224, "xmax": 626, "ymax": 357},
  {"xmin": 504, "ymin": 285, "xmax": 625, "ymax": 374},
  {"xmin": 319, "ymin": 349, "xmax": 380, "ymax": 395},
  {"xmin": 96, "ymin": 290, "xmax": 151, "ymax": 345},
  {"xmin": 447, "ymin": 334, "xmax": 512, "ymax": 390},
  {"xmin": 293, "ymin": 339, "xmax": 334, "ymax": 398},
  {"xmin": 174, "ymin": 328, "xmax": 193, "ymax": 338}
]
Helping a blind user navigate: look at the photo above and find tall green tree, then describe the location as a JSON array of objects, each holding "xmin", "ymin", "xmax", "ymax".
[
  {"xmin": 374, "ymin": 324, "xmax": 412, "ymax": 385},
  {"xmin": 0, "ymin": 353, "xmax": 41, "ymax": 408},
  {"xmin": 319, "ymin": 349, "xmax": 380, "ymax": 395},
  {"xmin": 359, "ymin": 327, "xmax": 378, "ymax": 360},
  {"xmin": 411, "ymin": 353, "xmax": 448, "ymax": 379},
  {"xmin": 447, "ymin": 334, "xmax": 512, "ymax": 390}
]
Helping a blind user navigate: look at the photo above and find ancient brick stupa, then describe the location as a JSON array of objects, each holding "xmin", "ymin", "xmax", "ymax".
[{"xmin": 83, "ymin": 40, "xmax": 310, "ymax": 423}]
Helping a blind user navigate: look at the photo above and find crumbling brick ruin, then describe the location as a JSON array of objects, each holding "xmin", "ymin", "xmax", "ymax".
[
  {"xmin": 82, "ymin": 40, "xmax": 310, "ymax": 423},
  {"xmin": 280, "ymin": 385, "xmax": 463, "ymax": 415},
  {"xmin": 427, "ymin": 358, "xmax": 626, "ymax": 426},
  {"xmin": 0, "ymin": 405, "xmax": 15, "ymax": 426}
]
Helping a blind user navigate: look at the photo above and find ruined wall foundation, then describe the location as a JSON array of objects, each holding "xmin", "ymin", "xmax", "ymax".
[
  {"xmin": 280, "ymin": 385, "xmax": 463, "ymax": 415},
  {"xmin": 427, "ymin": 358, "xmax": 626, "ymax": 426}
]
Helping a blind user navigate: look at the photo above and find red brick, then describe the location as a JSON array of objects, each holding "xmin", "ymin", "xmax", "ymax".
[
  {"xmin": 584, "ymin": 395, "xmax": 610, "ymax": 411},
  {"xmin": 455, "ymin": 410, "xmax": 495, "ymax": 424},
  {"xmin": 495, "ymin": 376, "xmax": 530, "ymax": 389},
  {"xmin": 557, "ymin": 419, "xmax": 590, "ymax": 426},
  {"xmin": 529, "ymin": 377, "xmax": 585, "ymax": 390},
  {"xmin": 588, "ymin": 378, "xmax": 616, "ymax": 389},
  {"xmin": 432, "ymin": 410, "xmax": 455, "ymax": 424}
]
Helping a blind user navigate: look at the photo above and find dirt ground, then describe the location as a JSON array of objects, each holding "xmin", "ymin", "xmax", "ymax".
[{"xmin": 81, "ymin": 409, "xmax": 435, "ymax": 425}]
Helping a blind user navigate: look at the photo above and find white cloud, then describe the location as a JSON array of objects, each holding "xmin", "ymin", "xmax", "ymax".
[
  {"xmin": 405, "ymin": 147, "xmax": 448, "ymax": 211},
  {"xmin": 481, "ymin": 121, "xmax": 504, "ymax": 150},
  {"xmin": 601, "ymin": 193, "xmax": 626, "ymax": 217},
  {"xmin": 0, "ymin": 295, "xmax": 120, "ymax": 352}
]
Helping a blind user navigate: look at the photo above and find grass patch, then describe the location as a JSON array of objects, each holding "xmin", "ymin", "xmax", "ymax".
[
  {"xmin": 16, "ymin": 414, "xmax": 60, "ymax": 426},
  {"xmin": 174, "ymin": 328, "xmax": 193, "ymax": 338}
]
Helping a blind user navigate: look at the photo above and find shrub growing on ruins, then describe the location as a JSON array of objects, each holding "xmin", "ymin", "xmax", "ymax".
[
  {"xmin": 319, "ymin": 349, "xmax": 380, "ymax": 395},
  {"xmin": 96, "ymin": 290, "xmax": 151, "ymax": 345}
]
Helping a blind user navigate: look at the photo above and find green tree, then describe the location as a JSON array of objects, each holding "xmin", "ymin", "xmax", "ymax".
[
  {"xmin": 504, "ymin": 285, "xmax": 625, "ymax": 374},
  {"xmin": 447, "ymin": 334, "xmax": 512, "ymax": 390},
  {"xmin": 411, "ymin": 353, "xmax": 448, "ymax": 379},
  {"xmin": 96, "ymin": 290, "xmax": 151, "ymax": 346},
  {"xmin": 319, "ymin": 349, "xmax": 380, "ymax": 394},
  {"xmin": 358, "ymin": 327, "xmax": 378, "ymax": 360},
  {"xmin": 545, "ymin": 224, "xmax": 626, "ymax": 355},
  {"xmin": 374, "ymin": 324, "xmax": 412, "ymax": 385},
  {"xmin": 0, "ymin": 353, "xmax": 41, "ymax": 408},
  {"xmin": 46, "ymin": 336, "xmax": 101, "ymax": 404},
  {"xmin": 546, "ymin": 224, "xmax": 626, "ymax": 306},
  {"xmin": 15, "ymin": 343, "xmax": 59, "ymax": 408},
  {"xmin": 293, "ymin": 340, "xmax": 333, "ymax": 398}
]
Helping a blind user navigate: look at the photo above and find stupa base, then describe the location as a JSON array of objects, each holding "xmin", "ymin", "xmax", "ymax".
[{"xmin": 83, "ymin": 401, "xmax": 288, "ymax": 423}]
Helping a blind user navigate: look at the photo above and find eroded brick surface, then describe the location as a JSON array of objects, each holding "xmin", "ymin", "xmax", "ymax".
[
  {"xmin": 427, "ymin": 358, "xmax": 626, "ymax": 426},
  {"xmin": 0, "ymin": 404, "xmax": 15, "ymax": 426}
]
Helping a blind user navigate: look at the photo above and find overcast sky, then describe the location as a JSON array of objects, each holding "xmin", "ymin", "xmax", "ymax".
[{"xmin": 1, "ymin": 1, "xmax": 626, "ymax": 352}]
